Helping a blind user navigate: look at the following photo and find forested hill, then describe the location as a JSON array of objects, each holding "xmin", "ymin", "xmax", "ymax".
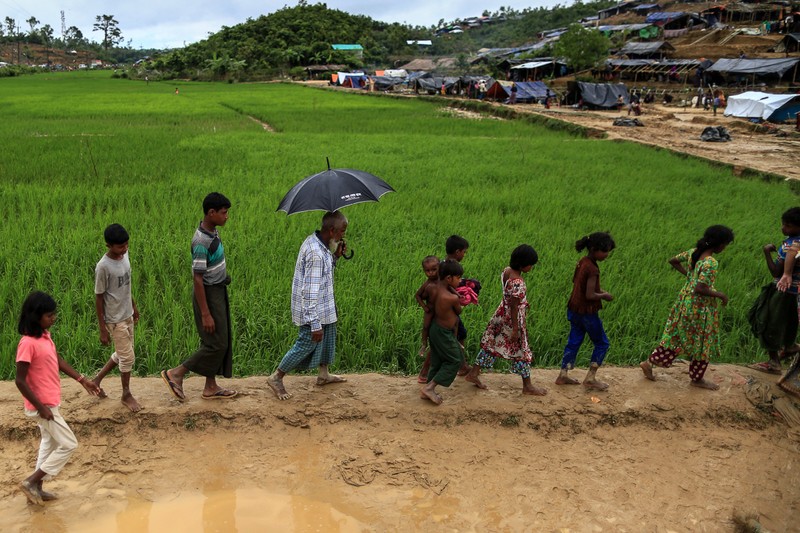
[{"xmin": 148, "ymin": 1, "xmax": 616, "ymax": 78}]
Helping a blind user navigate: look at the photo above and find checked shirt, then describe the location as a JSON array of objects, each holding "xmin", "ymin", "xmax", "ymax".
[{"xmin": 291, "ymin": 232, "xmax": 338, "ymax": 330}]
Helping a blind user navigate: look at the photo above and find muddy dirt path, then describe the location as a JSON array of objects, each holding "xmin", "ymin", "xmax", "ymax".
[{"xmin": 1, "ymin": 365, "xmax": 798, "ymax": 532}]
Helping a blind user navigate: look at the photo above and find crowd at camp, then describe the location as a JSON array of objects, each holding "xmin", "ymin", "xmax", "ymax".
[{"xmin": 12, "ymin": 191, "xmax": 800, "ymax": 505}]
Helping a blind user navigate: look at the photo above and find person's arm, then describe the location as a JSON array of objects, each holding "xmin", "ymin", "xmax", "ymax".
[
  {"xmin": 301, "ymin": 251, "xmax": 324, "ymax": 342},
  {"xmin": 58, "ymin": 354, "xmax": 101, "ymax": 396},
  {"xmin": 95, "ymin": 294, "xmax": 110, "ymax": 345},
  {"xmin": 415, "ymin": 283, "xmax": 429, "ymax": 311},
  {"xmin": 695, "ymin": 283, "xmax": 728, "ymax": 305},
  {"xmin": 585, "ymin": 274, "xmax": 613, "ymax": 301},
  {"xmin": 446, "ymin": 286, "xmax": 463, "ymax": 315},
  {"xmin": 764, "ymin": 243, "xmax": 782, "ymax": 277},
  {"xmin": 509, "ymin": 294, "xmax": 521, "ymax": 342},
  {"xmin": 15, "ymin": 362, "xmax": 52, "ymax": 420},
  {"xmin": 193, "ymin": 272, "xmax": 214, "ymax": 333},
  {"xmin": 668, "ymin": 256, "xmax": 688, "ymax": 276},
  {"xmin": 131, "ymin": 297, "xmax": 140, "ymax": 324},
  {"xmin": 777, "ymin": 243, "xmax": 800, "ymax": 292}
]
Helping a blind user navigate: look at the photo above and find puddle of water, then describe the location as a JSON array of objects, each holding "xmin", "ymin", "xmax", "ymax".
[{"xmin": 76, "ymin": 488, "xmax": 366, "ymax": 533}]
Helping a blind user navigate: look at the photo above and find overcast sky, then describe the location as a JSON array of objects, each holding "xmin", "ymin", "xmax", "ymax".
[{"xmin": 1, "ymin": 0, "xmax": 561, "ymax": 50}]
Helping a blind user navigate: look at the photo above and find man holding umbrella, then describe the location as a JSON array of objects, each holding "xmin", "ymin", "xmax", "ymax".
[{"xmin": 267, "ymin": 211, "xmax": 349, "ymax": 400}]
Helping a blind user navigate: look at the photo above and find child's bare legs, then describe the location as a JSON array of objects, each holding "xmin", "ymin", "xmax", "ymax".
[
  {"xmin": 420, "ymin": 380, "xmax": 443, "ymax": 405},
  {"xmin": 417, "ymin": 352, "xmax": 431, "ymax": 384},
  {"xmin": 464, "ymin": 364, "xmax": 487, "ymax": 389},
  {"xmin": 419, "ymin": 312, "xmax": 432, "ymax": 357},
  {"xmin": 583, "ymin": 363, "xmax": 608, "ymax": 390},
  {"xmin": 555, "ymin": 368, "xmax": 580, "ymax": 385},
  {"xmin": 267, "ymin": 369, "xmax": 291, "ymax": 400},
  {"xmin": 642, "ymin": 346, "xmax": 678, "ymax": 381},
  {"xmin": 20, "ymin": 469, "xmax": 47, "ymax": 505},
  {"xmin": 91, "ymin": 357, "xmax": 117, "ymax": 398},
  {"xmin": 120, "ymin": 372, "xmax": 141, "ymax": 412},
  {"xmin": 522, "ymin": 377, "xmax": 547, "ymax": 396},
  {"xmin": 640, "ymin": 360, "xmax": 655, "ymax": 381}
]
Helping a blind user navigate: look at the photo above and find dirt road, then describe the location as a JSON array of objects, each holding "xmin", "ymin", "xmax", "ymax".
[{"xmin": 1, "ymin": 364, "xmax": 798, "ymax": 532}]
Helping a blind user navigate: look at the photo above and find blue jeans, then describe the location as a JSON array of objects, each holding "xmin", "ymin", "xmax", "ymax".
[{"xmin": 561, "ymin": 309, "xmax": 609, "ymax": 369}]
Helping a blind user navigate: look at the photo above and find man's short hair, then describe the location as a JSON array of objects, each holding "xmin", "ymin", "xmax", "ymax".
[
  {"xmin": 104, "ymin": 223, "xmax": 129, "ymax": 245},
  {"xmin": 203, "ymin": 192, "xmax": 231, "ymax": 215},
  {"xmin": 322, "ymin": 211, "xmax": 348, "ymax": 231}
]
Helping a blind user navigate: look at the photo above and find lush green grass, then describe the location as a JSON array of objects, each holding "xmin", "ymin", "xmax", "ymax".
[{"xmin": 0, "ymin": 71, "xmax": 796, "ymax": 380}]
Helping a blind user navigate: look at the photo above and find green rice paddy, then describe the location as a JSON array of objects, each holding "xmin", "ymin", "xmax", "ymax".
[{"xmin": 0, "ymin": 71, "xmax": 796, "ymax": 379}]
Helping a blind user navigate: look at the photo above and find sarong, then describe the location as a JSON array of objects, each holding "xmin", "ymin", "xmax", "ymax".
[
  {"xmin": 428, "ymin": 322, "xmax": 462, "ymax": 387},
  {"xmin": 748, "ymin": 283, "xmax": 798, "ymax": 352},
  {"xmin": 183, "ymin": 283, "xmax": 233, "ymax": 378}
]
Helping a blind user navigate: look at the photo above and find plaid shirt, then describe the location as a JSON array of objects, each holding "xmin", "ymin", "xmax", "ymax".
[{"xmin": 291, "ymin": 232, "xmax": 338, "ymax": 329}]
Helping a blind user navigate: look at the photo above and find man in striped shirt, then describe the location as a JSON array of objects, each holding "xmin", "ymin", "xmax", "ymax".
[{"xmin": 268, "ymin": 211, "xmax": 349, "ymax": 400}]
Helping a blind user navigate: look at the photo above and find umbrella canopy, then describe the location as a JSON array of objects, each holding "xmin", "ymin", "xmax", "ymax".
[{"xmin": 276, "ymin": 166, "xmax": 395, "ymax": 215}]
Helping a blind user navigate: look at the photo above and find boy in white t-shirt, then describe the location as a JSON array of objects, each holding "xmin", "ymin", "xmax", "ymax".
[{"xmin": 91, "ymin": 224, "xmax": 141, "ymax": 412}]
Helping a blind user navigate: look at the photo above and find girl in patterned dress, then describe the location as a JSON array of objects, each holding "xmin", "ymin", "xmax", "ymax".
[
  {"xmin": 641, "ymin": 225, "xmax": 734, "ymax": 390},
  {"xmin": 465, "ymin": 245, "xmax": 547, "ymax": 396}
]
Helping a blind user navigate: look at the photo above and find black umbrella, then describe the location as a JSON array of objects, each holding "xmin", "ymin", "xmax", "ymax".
[
  {"xmin": 277, "ymin": 159, "xmax": 395, "ymax": 259},
  {"xmin": 276, "ymin": 159, "xmax": 395, "ymax": 215}
]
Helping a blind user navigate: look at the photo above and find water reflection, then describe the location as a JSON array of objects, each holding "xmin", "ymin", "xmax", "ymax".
[{"xmin": 80, "ymin": 488, "xmax": 365, "ymax": 532}]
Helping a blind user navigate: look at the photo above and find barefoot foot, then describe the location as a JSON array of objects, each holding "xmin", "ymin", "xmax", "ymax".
[
  {"xmin": 583, "ymin": 379, "xmax": 609, "ymax": 391},
  {"xmin": 464, "ymin": 373, "xmax": 488, "ymax": 389},
  {"xmin": 456, "ymin": 364, "xmax": 472, "ymax": 377},
  {"xmin": 640, "ymin": 361, "xmax": 655, "ymax": 381},
  {"xmin": 267, "ymin": 375, "xmax": 292, "ymax": 400},
  {"xmin": 121, "ymin": 392, "xmax": 142, "ymax": 413},
  {"xmin": 316, "ymin": 375, "xmax": 347, "ymax": 386},
  {"xmin": 420, "ymin": 388, "xmax": 443, "ymax": 405},
  {"xmin": 690, "ymin": 379, "xmax": 719, "ymax": 391},
  {"xmin": 555, "ymin": 376, "xmax": 580, "ymax": 385},
  {"xmin": 92, "ymin": 378, "xmax": 108, "ymax": 399},
  {"xmin": 19, "ymin": 480, "xmax": 43, "ymax": 506},
  {"xmin": 523, "ymin": 385, "xmax": 548, "ymax": 396}
]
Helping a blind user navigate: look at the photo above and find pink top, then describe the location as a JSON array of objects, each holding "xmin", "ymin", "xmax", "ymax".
[{"xmin": 16, "ymin": 332, "xmax": 61, "ymax": 410}]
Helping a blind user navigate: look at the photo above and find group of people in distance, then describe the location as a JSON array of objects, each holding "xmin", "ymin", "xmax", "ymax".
[{"xmin": 12, "ymin": 192, "xmax": 800, "ymax": 505}]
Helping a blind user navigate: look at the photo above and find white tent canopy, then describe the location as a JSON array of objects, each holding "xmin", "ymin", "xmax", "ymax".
[{"xmin": 724, "ymin": 91, "xmax": 800, "ymax": 121}]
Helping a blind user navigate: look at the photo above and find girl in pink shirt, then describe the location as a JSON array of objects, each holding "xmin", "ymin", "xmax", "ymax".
[{"xmin": 15, "ymin": 291, "xmax": 100, "ymax": 505}]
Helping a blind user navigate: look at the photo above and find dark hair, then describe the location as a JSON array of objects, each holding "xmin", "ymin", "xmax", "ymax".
[
  {"xmin": 103, "ymin": 223, "xmax": 129, "ymax": 245},
  {"xmin": 691, "ymin": 225, "xmax": 734, "ymax": 268},
  {"xmin": 18, "ymin": 291, "xmax": 57, "ymax": 338},
  {"xmin": 439, "ymin": 259, "xmax": 464, "ymax": 280},
  {"xmin": 782, "ymin": 207, "xmax": 800, "ymax": 228},
  {"xmin": 509, "ymin": 244, "xmax": 538, "ymax": 271},
  {"xmin": 203, "ymin": 192, "xmax": 231, "ymax": 215},
  {"xmin": 422, "ymin": 255, "xmax": 439, "ymax": 266},
  {"xmin": 445, "ymin": 235, "xmax": 469, "ymax": 255},
  {"xmin": 575, "ymin": 232, "xmax": 616, "ymax": 253}
]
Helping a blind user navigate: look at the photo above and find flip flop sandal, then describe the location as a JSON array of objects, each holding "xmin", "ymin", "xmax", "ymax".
[
  {"xmin": 748, "ymin": 362, "xmax": 782, "ymax": 375},
  {"xmin": 202, "ymin": 389, "xmax": 238, "ymax": 400},
  {"xmin": 160, "ymin": 370, "xmax": 185, "ymax": 401}
]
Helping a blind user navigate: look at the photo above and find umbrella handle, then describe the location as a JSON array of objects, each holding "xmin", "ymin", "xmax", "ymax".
[{"xmin": 342, "ymin": 249, "xmax": 354, "ymax": 260}]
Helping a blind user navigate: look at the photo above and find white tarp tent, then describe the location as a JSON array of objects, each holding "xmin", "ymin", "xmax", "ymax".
[{"xmin": 724, "ymin": 91, "xmax": 800, "ymax": 121}]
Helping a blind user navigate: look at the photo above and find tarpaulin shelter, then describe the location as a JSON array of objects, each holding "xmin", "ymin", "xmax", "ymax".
[
  {"xmin": 618, "ymin": 41, "xmax": 674, "ymax": 59},
  {"xmin": 706, "ymin": 57, "xmax": 800, "ymax": 84},
  {"xmin": 509, "ymin": 58, "xmax": 568, "ymax": 80},
  {"xmin": 724, "ymin": 91, "xmax": 800, "ymax": 122},
  {"xmin": 606, "ymin": 58, "xmax": 699, "ymax": 83},
  {"xmin": 369, "ymin": 76, "xmax": 406, "ymax": 91},
  {"xmin": 484, "ymin": 80, "xmax": 553, "ymax": 103},
  {"xmin": 412, "ymin": 76, "xmax": 461, "ymax": 94},
  {"xmin": 772, "ymin": 33, "xmax": 800, "ymax": 54},
  {"xmin": 565, "ymin": 82, "xmax": 629, "ymax": 108},
  {"xmin": 598, "ymin": 24, "xmax": 659, "ymax": 39},
  {"xmin": 337, "ymin": 72, "xmax": 367, "ymax": 88},
  {"xmin": 645, "ymin": 12, "xmax": 706, "ymax": 35}
]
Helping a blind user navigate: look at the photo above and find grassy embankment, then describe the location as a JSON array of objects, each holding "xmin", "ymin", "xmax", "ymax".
[{"xmin": 0, "ymin": 71, "xmax": 796, "ymax": 379}]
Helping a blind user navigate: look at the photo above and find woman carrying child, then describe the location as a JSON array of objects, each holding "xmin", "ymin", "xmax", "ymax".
[
  {"xmin": 641, "ymin": 225, "xmax": 734, "ymax": 390},
  {"xmin": 465, "ymin": 245, "xmax": 547, "ymax": 396},
  {"xmin": 15, "ymin": 291, "xmax": 101, "ymax": 505},
  {"xmin": 556, "ymin": 232, "xmax": 615, "ymax": 390}
]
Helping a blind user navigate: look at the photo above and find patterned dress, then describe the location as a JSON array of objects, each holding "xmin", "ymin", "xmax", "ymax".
[
  {"xmin": 479, "ymin": 274, "xmax": 532, "ymax": 365},
  {"xmin": 658, "ymin": 249, "xmax": 721, "ymax": 362}
]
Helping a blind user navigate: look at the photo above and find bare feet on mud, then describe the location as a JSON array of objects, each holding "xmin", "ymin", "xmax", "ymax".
[
  {"xmin": 640, "ymin": 361, "xmax": 655, "ymax": 381},
  {"xmin": 316, "ymin": 375, "xmax": 347, "ymax": 386},
  {"xmin": 36, "ymin": 482, "xmax": 57, "ymax": 501},
  {"xmin": 690, "ymin": 379, "xmax": 719, "ymax": 391},
  {"xmin": 91, "ymin": 378, "xmax": 107, "ymax": 399},
  {"xmin": 555, "ymin": 376, "xmax": 580, "ymax": 385},
  {"xmin": 121, "ymin": 392, "xmax": 142, "ymax": 413},
  {"xmin": 464, "ymin": 367, "xmax": 488, "ymax": 389},
  {"xmin": 457, "ymin": 363, "xmax": 471, "ymax": 377},
  {"xmin": 583, "ymin": 379, "xmax": 609, "ymax": 391},
  {"xmin": 523, "ymin": 385, "xmax": 548, "ymax": 396},
  {"xmin": 420, "ymin": 388, "xmax": 443, "ymax": 405},
  {"xmin": 19, "ymin": 481, "xmax": 42, "ymax": 506},
  {"xmin": 267, "ymin": 375, "xmax": 292, "ymax": 401}
]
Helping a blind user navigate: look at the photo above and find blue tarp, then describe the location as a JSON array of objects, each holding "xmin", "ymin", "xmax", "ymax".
[
  {"xmin": 514, "ymin": 81, "xmax": 551, "ymax": 102},
  {"xmin": 646, "ymin": 12, "xmax": 686, "ymax": 24}
]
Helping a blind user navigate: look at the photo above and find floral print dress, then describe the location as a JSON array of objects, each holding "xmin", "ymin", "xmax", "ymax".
[
  {"xmin": 480, "ymin": 274, "xmax": 532, "ymax": 364},
  {"xmin": 659, "ymin": 249, "xmax": 721, "ymax": 362}
]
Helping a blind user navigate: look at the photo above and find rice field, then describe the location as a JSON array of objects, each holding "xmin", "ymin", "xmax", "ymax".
[{"xmin": 0, "ymin": 71, "xmax": 796, "ymax": 379}]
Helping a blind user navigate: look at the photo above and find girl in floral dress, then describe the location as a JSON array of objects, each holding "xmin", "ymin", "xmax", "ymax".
[
  {"xmin": 641, "ymin": 225, "xmax": 734, "ymax": 390},
  {"xmin": 465, "ymin": 245, "xmax": 547, "ymax": 396}
]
